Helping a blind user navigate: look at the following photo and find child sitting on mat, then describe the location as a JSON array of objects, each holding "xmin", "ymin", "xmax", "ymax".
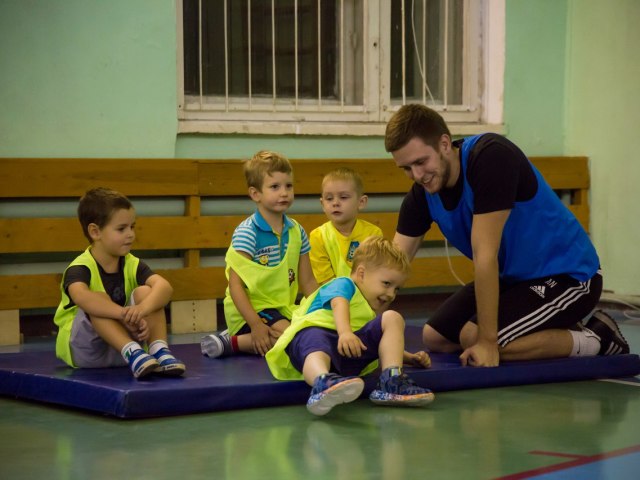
[
  {"xmin": 266, "ymin": 236, "xmax": 434, "ymax": 416},
  {"xmin": 310, "ymin": 167, "xmax": 383, "ymax": 285},
  {"xmin": 53, "ymin": 187, "xmax": 185, "ymax": 379},
  {"xmin": 201, "ymin": 150, "xmax": 318, "ymax": 359}
]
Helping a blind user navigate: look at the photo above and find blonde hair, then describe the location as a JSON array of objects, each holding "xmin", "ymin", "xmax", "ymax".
[
  {"xmin": 243, "ymin": 150, "xmax": 293, "ymax": 190},
  {"xmin": 351, "ymin": 236, "xmax": 411, "ymax": 276},
  {"xmin": 321, "ymin": 167, "xmax": 364, "ymax": 197}
]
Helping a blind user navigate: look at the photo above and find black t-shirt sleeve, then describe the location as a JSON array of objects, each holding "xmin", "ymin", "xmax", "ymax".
[
  {"xmin": 63, "ymin": 265, "xmax": 91, "ymax": 294},
  {"xmin": 466, "ymin": 134, "xmax": 537, "ymax": 214},
  {"xmin": 396, "ymin": 182, "xmax": 433, "ymax": 237},
  {"xmin": 136, "ymin": 260, "xmax": 154, "ymax": 286}
]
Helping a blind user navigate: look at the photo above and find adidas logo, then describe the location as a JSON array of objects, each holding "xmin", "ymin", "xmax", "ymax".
[{"xmin": 530, "ymin": 285, "xmax": 546, "ymax": 298}]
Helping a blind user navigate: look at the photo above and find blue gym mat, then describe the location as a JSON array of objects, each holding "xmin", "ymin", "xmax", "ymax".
[{"xmin": 1, "ymin": 326, "xmax": 639, "ymax": 418}]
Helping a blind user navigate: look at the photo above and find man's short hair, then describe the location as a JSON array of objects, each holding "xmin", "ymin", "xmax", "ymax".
[{"xmin": 384, "ymin": 104, "xmax": 451, "ymax": 153}]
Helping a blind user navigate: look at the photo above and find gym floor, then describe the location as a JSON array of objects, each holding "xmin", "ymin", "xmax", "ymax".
[{"xmin": 1, "ymin": 298, "xmax": 639, "ymax": 480}]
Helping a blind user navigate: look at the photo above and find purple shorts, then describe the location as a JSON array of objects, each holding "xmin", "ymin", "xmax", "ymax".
[{"xmin": 286, "ymin": 316, "xmax": 383, "ymax": 376}]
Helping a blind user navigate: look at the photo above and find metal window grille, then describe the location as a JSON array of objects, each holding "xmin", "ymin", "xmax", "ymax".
[{"xmin": 178, "ymin": 0, "xmax": 494, "ymax": 131}]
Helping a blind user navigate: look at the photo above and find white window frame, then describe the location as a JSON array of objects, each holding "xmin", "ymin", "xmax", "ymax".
[{"xmin": 176, "ymin": 0, "xmax": 505, "ymax": 136}]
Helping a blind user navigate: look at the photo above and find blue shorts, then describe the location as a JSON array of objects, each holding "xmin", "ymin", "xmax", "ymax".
[
  {"xmin": 286, "ymin": 316, "xmax": 383, "ymax": 377},
  {"xmin": 235, "ymin": 308, "xmax": 290, "ymax": 335}
]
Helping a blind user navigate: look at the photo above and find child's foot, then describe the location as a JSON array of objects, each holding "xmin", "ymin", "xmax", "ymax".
[
  {"xmin": 127, "ymin": 349, "xmax": 159, "ymax": 379},
  {"xmin": 584, "ymin": 310, "xmax": 630, "ymax": 355},
  {"xmin": 307, "ymin": 373, "xmax": 364, "ymax": 416},
  {"xmin": 152, "ymin": 347, "xmax": 186, "ymax": 376},
  {"xmin": 369, "ymin": 367, "xmax": 434, "ymax": 407},
  {"xmin": 201, "ymin": 330, "xmax": 233, "ymax": 358}
]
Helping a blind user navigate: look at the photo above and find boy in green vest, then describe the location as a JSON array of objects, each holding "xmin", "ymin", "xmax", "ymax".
[
  {"xmin": 266, "ymin": 236, "xmax": 434, "ymax": 416},
  {"xmin": 201, "ymin": 151, "xmax": 318, "ymax": 358},
  {"xmin": 53, "ymin": 188, "xmax": 185, "ymax": 379},
  {"xmin": 310, "ymin": 167, "xmax": 383, "ymax": 284}
]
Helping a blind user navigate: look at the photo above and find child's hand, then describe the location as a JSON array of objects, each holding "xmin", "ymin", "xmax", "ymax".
[
  {"xmin": 122, "ymin": 304, "xmax": 147, "ymax": 327},
  {"xmin": 338, "ymin": 332, "xmax": 367, "ymax": 358},
  {"xmin": 135, "ymin": 319, "xmax": 150, "ymax": 343},
  {"xmin": 403, "ymin": 350, "xmax": 431, "ymax": 369},
  {"xmin": 250, "ymin": 322, "xmax": 273, "ymax": 356}
]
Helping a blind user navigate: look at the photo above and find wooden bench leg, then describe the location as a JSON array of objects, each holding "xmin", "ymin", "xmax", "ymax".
[
  {"xmin": 0, "ymin": 309, "xmax": 21, "ymax": 345},
  {"xmin": 170, "ymin": 300, "xmax": 218, "ymax": 334}
]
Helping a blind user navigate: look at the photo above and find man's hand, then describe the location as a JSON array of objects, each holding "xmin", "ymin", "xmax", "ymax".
[{"xmin": 459, "ymin": 340, "xmax": 499, "ymax": 367}]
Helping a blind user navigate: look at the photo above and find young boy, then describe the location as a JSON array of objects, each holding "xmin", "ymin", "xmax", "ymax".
[
  {"xmin": 201, "ymin": 150, "xmax": 318, "ymax": 358},
  {"xmin": 53, "ymin": 187, "xmax": 185, "ymax": 379},
  {"xmin": 310, "ymin": 167, "xmax": 383, "ymax": 285},
  {"xmin": 266, "ymin": 236, "xmax": 434, "ymax": 416}
]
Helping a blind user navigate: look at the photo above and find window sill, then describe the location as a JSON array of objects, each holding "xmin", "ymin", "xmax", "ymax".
[{"xmin": 177, "ymin": 120, "xmax": 506, "ymax": 137}]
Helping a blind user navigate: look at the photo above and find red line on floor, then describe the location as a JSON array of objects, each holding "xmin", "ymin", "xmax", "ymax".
[
  {"xmin": 528, "ymin": 450, "xmax": 587, "ymax": 459},
  {"xmin": 495, "ymin": 444, "xmax": 640, "ymax": 480}
]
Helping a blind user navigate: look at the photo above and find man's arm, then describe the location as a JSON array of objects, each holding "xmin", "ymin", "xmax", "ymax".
[
  {"xmin": 393, "ymin": 232, "xmax": 423, "ymax": 261},
  {"xmin": 459, "ymin": 209, "xmax": 510, "ymax": 367}
]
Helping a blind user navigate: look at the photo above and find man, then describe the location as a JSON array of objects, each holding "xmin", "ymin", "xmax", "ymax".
[{"xmin": 385, "ymin": 104, "xmax": 629, "ymax": 367}]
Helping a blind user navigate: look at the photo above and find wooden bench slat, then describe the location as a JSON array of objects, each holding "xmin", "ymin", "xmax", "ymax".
[{"xmin": 0, "ymin": 159, "xmax": 200, "ymax": 198}]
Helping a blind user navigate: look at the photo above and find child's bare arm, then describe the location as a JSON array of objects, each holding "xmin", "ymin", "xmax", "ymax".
[
  {"xmin": 123, "ymin": 274, "xmax": 173, "ymax": 325},
  {"xmin": 331, "ymin": 296, "xmax": 366, "ymax": 358},
  {"xmin": 298, "ymin": 253, "xmax": 319, "ymax": 297},
  {"xmin": 68, "ymin": 282, "xmax": 126, "ymax": 321}
]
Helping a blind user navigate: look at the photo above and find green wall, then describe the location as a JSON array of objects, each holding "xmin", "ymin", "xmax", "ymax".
[
  {"xmin": 564, "ymin": 0, "xmax": 640, "ymax": 295},
  {"xmin": 1, "ymin": 0, "xmax": 637, "ymax": 294}
]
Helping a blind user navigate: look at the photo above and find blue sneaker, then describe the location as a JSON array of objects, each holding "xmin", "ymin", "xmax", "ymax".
[
  {"xmin": 126, "ymin": 349, "xmax": 159, "ymax": 379},
  {"xmin": 307, "ymin": 373, "xmax": 364, "ymax": 416},
  {"xmin": 369, "ymin": 367, "xmax": 434, "ymax": 407},
  {"xmin": 152, "ymin": 347, "xmax": 186, "ymax": 376}
]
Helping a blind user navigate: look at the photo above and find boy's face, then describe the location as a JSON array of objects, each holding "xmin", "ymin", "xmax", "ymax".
[
  {"xmin": 320, "ymin": 179, "xmax": 366, "ymax": 229},
  {"xmin": 89, "ymin": 208, "xmax": 136, "ymax": 257},
  {"xmin": 249, "ymin": 171, "xmax": 294, "ymax": 216},
  {"xmin": 354, "ymin": 264, "xmax": 407, "ymax": 314}
]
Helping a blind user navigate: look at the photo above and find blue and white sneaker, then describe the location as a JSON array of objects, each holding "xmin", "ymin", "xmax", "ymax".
[
  {"xmin": 152, "ymin": 347, "xmax": 186, "ymax": 376},
  {"xmin": 307, "ymin": 373, "xmax": 364, "ymax": 416},
  {"xmin": 369, "ymin": 367, "xmax": 434, "ymax": 407},
  {"xmin": 127, "ymin": 349, "xmax": 159, "ymax": 379}
]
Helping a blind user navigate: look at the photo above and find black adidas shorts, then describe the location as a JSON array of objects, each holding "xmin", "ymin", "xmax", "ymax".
[{"xmin": 427, "ymin": 271, "xmax": 603, "ymax": 347}]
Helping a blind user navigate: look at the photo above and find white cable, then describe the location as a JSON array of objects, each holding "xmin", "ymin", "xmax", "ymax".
[
  {"xmin": 444, "ymin": 238, "xmax": 466, "ymax": 286},
  {"xmin": 411, "ymin": 0, "xmax": 435, "ymax": 104}
]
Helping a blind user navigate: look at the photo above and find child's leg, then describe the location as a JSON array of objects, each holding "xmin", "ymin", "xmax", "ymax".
[
  {"xmin": 131, "ymin": 286, "xmax": 185, "ymax": 376},
  {"xmin": 287, "ymin": 327, "xmax": 365, "ymax": 416},
  {"xmin": 370, "ymin": 310, "xmax": 435, "ymax": 407}
]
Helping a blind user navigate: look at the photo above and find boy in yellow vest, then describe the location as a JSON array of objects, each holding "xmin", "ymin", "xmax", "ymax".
[
  {"xmin": 53, "ymin": 188, "xmax": 185, "ymax": 379},
  {"xmin": 201, "ymin": 151, "xmax": 318, "ymax": 358},
  {"xmin": 310, "ymin": 167, "xmax": 383, "ymax": 285},
  {"xmin": 266, "ymin": 236, "xmax": 434, "ymax": 416}
]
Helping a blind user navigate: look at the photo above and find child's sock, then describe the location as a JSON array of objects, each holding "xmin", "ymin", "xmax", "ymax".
[
  {"xmin": 148, "ymin": 339, "xmax": 168, "ymax": 356},
  {"xmin": 121, "ymin": 341, "xmax": 144, "ymax": 361},
  {"xmin": 569, "ymin": 329, "xmax": 601, "ymax": 357}
]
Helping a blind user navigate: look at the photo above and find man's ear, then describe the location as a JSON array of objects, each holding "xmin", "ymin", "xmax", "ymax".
[
  {"xmin": 358, "ymin": 194, "xmax": 369, "ymax": 210},
  {"xmin": 87, "ymin": 223, "xmax": 101, "ymax": 241},
  {"xmin": 439, "ymin": 133, "xmax": 452, "ymax": 153}
]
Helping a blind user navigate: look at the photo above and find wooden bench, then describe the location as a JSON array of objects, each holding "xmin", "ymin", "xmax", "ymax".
[{"xmin": 0, "ymin": 156, "xmax": 590, "ymax": 345}]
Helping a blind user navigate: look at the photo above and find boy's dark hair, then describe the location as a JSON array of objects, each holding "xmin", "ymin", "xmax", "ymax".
[
  {"xmin": 78, "ymin": 187, "xmax": 133, "ymax": 242},
  {"xmin": 384, "ymin": 104, "xmax": 451, "ymax": 153},
  {"xmin": 243, "ymin": 150, "xmax": 293, "ymax": 190},
  {"xmin": 351, "ymin": 236, "xmax": 411, "ymax": 276}
]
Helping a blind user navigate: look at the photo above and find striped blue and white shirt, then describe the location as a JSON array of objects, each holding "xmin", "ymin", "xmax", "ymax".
[{"xmin": 231, "ymin": 210, "xmax": 311, "ymax": 266}]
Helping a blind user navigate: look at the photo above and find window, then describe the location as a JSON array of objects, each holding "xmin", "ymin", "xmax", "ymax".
[{"xmin": 177, "ymin": 0, "xmax": 504, "ymax": 135}]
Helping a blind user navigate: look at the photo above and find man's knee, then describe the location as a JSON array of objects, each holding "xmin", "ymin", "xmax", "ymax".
[{"xmin": 422, "ymin": 324, "xmax": 460, "ymax": 353}]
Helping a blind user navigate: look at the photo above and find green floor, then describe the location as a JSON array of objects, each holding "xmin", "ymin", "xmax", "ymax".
[{"xmin": 1, "ymin": 313, "xmax": 639, "ymax": 479}]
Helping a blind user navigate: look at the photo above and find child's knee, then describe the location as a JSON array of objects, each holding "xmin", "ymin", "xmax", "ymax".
[
  {"xmin": 131, "ymin": 285, "xmax": 151, "ymax": 304},
  {"xmin": 381, "ymin": 310, "xmax": 405, "ymax": 329}
]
